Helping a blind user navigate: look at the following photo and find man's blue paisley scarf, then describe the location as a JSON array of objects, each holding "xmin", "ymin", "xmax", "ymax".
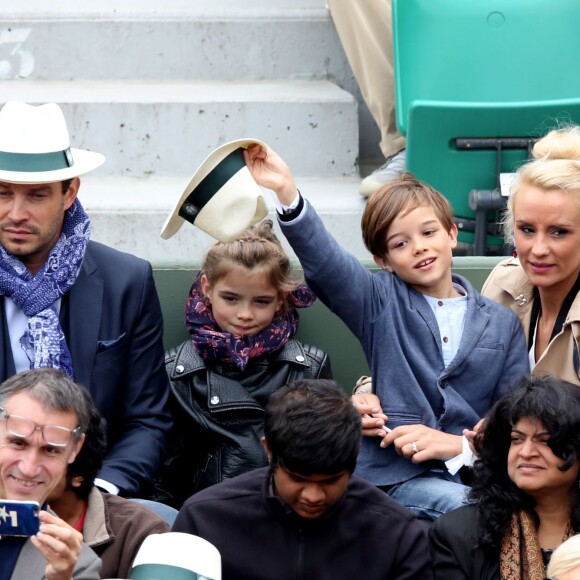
[
  {"xmin": 186, "ymin": 271, "xmax": 316, "ymax": 370},
  {"xmin": 0, "ymin": 198, "xmax": 90, "ymax": 377}
]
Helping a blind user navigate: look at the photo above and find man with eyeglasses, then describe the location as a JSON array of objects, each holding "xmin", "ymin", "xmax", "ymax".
[{"xmin": 0, "ymin": 368, "xmax": 100, "ymax": 579}]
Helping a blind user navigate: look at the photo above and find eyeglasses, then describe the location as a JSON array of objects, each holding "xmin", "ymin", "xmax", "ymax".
[{"xmin": 0, "ymin": 407, "xmax": 81, "ymax": 447}]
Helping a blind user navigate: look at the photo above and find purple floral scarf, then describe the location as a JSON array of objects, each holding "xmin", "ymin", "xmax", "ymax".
[
  {"xmin": 186, "ymin": 272, "xmax": 316, "ymax": 370},
  {"xmin": 0, "ymin": 199, "xmax": 90, "ymax": 377}
]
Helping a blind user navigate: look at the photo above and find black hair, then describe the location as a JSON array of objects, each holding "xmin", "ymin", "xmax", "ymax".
[
  {"xmin": 263, "ymin": 379, "xmax": 361, "ymax": 475},
  {"xmin": 61, "ymin": 179, "xmax": 73, "ymax": 194},
  {"xmin": 66, "ymin": 396, "xmax": 107, "ymax": 501},
  {"xmin": 470, "ymin": 374, "xmax": 580, "ymax": 550}
]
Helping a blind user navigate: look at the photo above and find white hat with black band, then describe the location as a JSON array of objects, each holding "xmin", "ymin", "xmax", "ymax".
[{"xmin": 160, "ymin": 138, "xmax": 268, "ymax": 243}]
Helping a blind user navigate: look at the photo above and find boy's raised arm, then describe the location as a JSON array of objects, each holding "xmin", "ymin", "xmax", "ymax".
[{"xmin": 244, "ymin": 144, "xmax": 298, "ymax": 205}]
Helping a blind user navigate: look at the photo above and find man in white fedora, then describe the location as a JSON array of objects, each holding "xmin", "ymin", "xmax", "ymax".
[{"xmin": 0, "ymin": 101, "xmax": 171, "ymax": 498}]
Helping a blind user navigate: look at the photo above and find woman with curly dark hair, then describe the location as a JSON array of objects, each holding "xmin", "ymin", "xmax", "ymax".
[{"xmin": 429, "ymin": 374, "xmax": 580, "ymax": 579}]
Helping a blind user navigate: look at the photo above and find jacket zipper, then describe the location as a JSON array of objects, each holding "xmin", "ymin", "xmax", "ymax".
[{"xmin": 295, "ymin": 528, "xmax": 305, "ymax": 579}]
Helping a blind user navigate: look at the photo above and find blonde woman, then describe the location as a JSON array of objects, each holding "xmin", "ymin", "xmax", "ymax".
[{"xmin": 482, "ymin": 126, "xmax": 580, "ymax": 385}]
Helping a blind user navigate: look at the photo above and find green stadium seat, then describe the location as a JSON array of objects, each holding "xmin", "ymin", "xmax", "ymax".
[{"xmin": 393, "ymin": 0, "xmax": 580, "ymax": 254}]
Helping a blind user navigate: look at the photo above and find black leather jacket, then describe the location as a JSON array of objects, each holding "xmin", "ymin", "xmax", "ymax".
[{"xmin": 154, "ymin": 338, "xmax": 331, "ymax": 508}]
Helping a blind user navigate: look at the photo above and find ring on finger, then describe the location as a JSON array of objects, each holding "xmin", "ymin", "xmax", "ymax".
[{"xmin": 411, "ymin": 441, "xmax": 419, "ymax": 454}]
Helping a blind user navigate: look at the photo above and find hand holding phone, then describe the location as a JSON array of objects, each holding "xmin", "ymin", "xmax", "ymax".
[{"xmin": 30, "ymin": 510, "xmax": 85, "ymax": 579}]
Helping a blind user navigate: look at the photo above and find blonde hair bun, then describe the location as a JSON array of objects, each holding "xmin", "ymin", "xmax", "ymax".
[{"xmin": 533, "ymin": 126, "xmax": 580, "ymax": 160}]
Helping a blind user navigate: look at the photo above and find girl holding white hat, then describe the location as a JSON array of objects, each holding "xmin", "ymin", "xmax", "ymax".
[{"xmin": 153, "ymin": 219, "xmax": 332, "ymax": 508}]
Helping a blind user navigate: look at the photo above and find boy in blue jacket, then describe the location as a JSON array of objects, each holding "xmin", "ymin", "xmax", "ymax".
[{"xmin": 244, "ymin": 144, "xmax": 529, "ymax": 521}]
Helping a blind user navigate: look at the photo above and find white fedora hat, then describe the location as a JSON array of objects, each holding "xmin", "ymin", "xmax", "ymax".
[
  {"xmin": 0, "ymin": 101, "xmax": 105, "ymax": 184},
  {"xmin": 130, "ymin": 532, "xmax": 221, "ymax": 580},
  {"xmin": 160, "ymin": 138, "xmax": 268, "ymax": 243}
]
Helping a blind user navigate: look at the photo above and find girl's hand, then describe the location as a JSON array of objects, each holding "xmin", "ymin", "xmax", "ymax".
[
  {"xmin": 244, "ymin": 145, "xmax": 298, "ymax": 204},
  {"xmin": 351, "ymin": 392, "xmax": 389, "ymax": 438},
  {"xmin": 463, "ymin": 418, "xmax": 485, "ymax": 454}
]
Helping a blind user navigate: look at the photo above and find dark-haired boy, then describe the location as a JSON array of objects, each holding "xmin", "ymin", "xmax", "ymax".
[
  {"xmin": 244, "ymin": 145, "xmax": 529, "ymax": 521},
  {"xmin": 173, "ymin": 379, "xmax": 432, "ymax": 580}
]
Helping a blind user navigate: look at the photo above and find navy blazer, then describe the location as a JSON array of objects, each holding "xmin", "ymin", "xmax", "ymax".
[{"xmin": 0, "ymin": 241, "xmax": 172, "ymax": 495}]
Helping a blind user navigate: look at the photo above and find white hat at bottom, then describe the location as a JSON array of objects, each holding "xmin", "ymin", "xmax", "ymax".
[{"xmin": 129, "ymin": 532, "xmax": 221, "ymax": 580}]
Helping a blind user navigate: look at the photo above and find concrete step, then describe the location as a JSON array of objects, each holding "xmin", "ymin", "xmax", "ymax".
[
  {"xmin": 78, "ymin": 174, "xmax": 370, "ymax": 267},
  {"xmin": 2, "ymin": 79, "xmax": 358, "ymax": 178},
  {"xmin": 0, "ymin": 0, "xmax": 380, "ymax": 171},
  {"xmin": 0, "ymin": 1, "xmax": 349, "ymax": 84},
  {"xmin": 3, "ymin": 0, "xmax": 328, "ymax": 16}
]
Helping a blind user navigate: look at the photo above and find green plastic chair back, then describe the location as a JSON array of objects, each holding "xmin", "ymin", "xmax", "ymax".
[
  {"xmin": 393, "ymin": 0, "xmax": 580, "ymax": 135},
  {"xmin": 392, "ymin": 0, "xmax": 580, "ymax": 249},
  {"xmin": 407, "ymin": 99, "xmax": 580, "ymax": 246}
]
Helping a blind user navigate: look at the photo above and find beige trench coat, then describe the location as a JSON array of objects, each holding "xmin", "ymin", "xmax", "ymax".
[{"xmin": 482, "ymin": 257, "xmax": 580, "ymax": 386}]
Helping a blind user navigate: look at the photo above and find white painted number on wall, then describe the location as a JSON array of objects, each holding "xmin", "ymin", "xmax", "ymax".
[{"xmin": 0, "ymin": 28, "xmax": 34, "ymax": 79}]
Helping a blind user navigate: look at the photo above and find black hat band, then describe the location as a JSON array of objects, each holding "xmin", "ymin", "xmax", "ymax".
[{"xmin": 178, "ymin": 147, "xmax": 246, "ymax": 223}]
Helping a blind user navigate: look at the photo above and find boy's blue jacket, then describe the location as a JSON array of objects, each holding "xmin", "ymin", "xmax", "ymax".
[{"xmin": 279, "ymin": 200, "xmax": 529, "ymax": 486}]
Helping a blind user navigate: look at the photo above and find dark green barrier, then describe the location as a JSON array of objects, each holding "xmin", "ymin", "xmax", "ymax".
[{"xmin": 153, "ymin": 256, "xmax": 503, "ymax": 392}]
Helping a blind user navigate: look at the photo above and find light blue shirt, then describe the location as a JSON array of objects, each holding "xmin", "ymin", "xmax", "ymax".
[
  {"xmin": 4, "ymin": 297, "xmax": 61, "ymax": 373},
  {"xmin": 422, "ymin": 283, "xmax": 468, "ymax": 367}
]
